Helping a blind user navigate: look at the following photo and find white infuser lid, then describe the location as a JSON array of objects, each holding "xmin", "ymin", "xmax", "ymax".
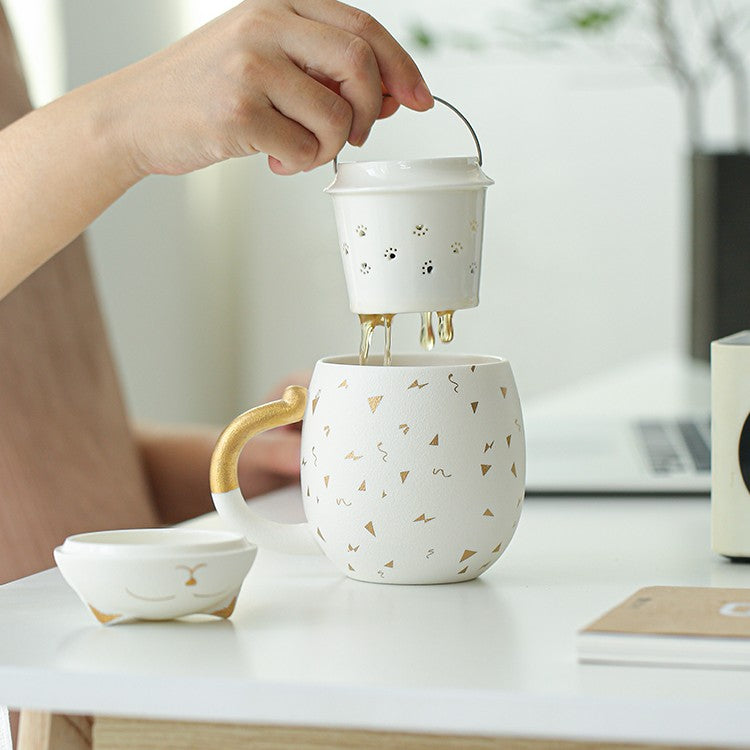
[
  {"xmin": 325, "ymin": 156, "xmax": 493, "ymax": 194},
  {"xmin": 324, "ymin": 96, "xmax": 494, "ymax": 194}
]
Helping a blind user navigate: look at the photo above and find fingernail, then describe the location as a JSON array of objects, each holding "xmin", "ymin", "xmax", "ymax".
[
  {"xmin": 414, "ymin": 78, "xmax": 433, "ymax": 106},
  {"xmin": 357, "ymin": 127, "xmax": 371, "ymax": 147}
]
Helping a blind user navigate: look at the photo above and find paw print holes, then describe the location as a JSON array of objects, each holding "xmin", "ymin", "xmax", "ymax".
[
  {"xmin": 413, "ymin": 224, "xmax": 429, "ymax": 237},
  {"xmin": 356, "ymin": 224, "xmax": 367, "ymax": 237},
  {"xmin": 469, "ymin": 262, "xmax": 478, "ymax": 275},
  {"xmin": 451, "ymin": 242, "xmax": 463, "ymax": 254},
  {"xmin": 421, "ymin": 260, "xmax": 434, "ymax": 275},
  {"xmin": 360, "ymin": 262, "xmax": 371, "ymax": 275},
  {"xmin": 384, "ymin": 247, "xmax": 398, "ymax": 260}
]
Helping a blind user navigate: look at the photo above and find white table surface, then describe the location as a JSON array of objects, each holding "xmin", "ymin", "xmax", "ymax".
[
  {"xmin": 2, "ymin": 356, "xmax": 746, "ymax": 747},
  {"xmin": 2, "ymin": 487, "xmax": 750, "ymax": 747}
]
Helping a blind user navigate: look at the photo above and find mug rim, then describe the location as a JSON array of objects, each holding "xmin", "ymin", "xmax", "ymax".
[{"xmin": 317, "ymin": 353, "xmax": 507, "ymax": 368}]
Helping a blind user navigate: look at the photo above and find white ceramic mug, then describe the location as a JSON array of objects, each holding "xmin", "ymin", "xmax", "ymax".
[{"xmin": 210, "ymin": 354, "xmax": 525, "ymax": 585}]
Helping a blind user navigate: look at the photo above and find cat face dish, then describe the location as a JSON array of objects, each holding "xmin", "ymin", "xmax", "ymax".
[{"xmin": 54, "ymin": 528, "xmax": 256, "ymax": 625}]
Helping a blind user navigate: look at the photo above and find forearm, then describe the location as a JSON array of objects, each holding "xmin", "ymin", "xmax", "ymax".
[
  {"xmin": 135, "ymin": 419, "xmax": 302, "ymax": 526},
  {"xmin": 136, "ymin": 424, "xmax": 219, "ymax": 526},
  {"xmin": 0, "ymin": 73, "xmax": 142, "ymax": 299}
]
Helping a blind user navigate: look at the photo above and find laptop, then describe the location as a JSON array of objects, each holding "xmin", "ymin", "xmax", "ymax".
[{"xmin": 523, "ymin": 357, "xmax": 711, "ymax": 496}]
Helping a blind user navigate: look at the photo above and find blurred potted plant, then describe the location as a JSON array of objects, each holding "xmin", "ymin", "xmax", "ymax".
[{"xmin": 410, "ymin": 0, "xmax": 750, "ymax": 359}]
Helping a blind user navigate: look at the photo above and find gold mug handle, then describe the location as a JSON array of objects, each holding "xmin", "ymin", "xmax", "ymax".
[{"xmin": 209, "ymin": 386, "xmax": 322, "ymax": 555}]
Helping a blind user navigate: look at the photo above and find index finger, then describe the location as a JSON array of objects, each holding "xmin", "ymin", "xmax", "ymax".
[{"xmin": 290, "ymin": 0, "xmax": 433, "ymax": 111}]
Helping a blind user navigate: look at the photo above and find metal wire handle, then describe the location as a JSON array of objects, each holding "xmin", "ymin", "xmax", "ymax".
[{"xmin": 333, "ymin": 95, "xmax": 483, "ymax": 172}]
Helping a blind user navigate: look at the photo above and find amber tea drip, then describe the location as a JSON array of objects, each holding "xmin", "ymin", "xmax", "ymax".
[
  {"xmin": 420, "ymin": 312, "xmax": 435, "ymax": 351},
  {"xmin": 359, "ymin": 314, "xmax": 395, "ymax": 366},
  {"xmin": 437, "ymin": 311, "xmax": 454, "ymax": 344}
]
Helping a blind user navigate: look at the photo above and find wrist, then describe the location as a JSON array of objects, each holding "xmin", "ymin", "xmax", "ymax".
[{"xmin": 77, "ymin": 71, "xmax": 151, "ymax": 187}]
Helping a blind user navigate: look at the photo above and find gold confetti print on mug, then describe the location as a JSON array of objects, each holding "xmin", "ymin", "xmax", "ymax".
[
  {"xmin": 460, "ymin": 549, "xmax": 477, "ymax": 562},
  {"xmin": 368, "ymin": 395, "xmax": 383, "ymax": 413},
  {"xmin": 407, "ymin": 379, "xmax": 428, "ymax": 390},
  {"xmin": 400, "ymin": 471, "xmax": 410, "ymax": 483},
  {"xmin": 481, "ymin": 464, "xmax": 492, "ymax": 476},
  {"xmin": 483, "ymin": 509, "xmax": 494, "ymax": 517},
  {"xmin": 429, "ymin": 434, "xmax": 439, "ymax": 446},
  {"xmin": 358, "ymin": 480, "xmax": 367, "ymax": 492},
  {"xmin": 414, "ymin": 514, "xmax": 435, "ymax": 523},
  {"xmin": 470, "ymin": 401, "xmax": 478, "ymax": 413},
  {"xmin": 312, "ymin": 390, "xmax": 321, "ymax": 414},
  {"xmin": 511, "ymin": 463, "xmax": 518, "ymax": 477},
  {"xmin": 484, "ymin": 441, "xmax": 494, "ymax": 452},
  {"xmin": 365, "ymin": 521, "xmax": 376, "ymax": 537},
  {"xmin": 506, "ymin": 435, "xmax": 512, "ymax": 447}
]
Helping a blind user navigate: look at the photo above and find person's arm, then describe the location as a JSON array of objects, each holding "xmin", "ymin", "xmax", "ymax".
[
  {"xmin": 136, "ymin": 421, "xmax": 302, "ymax": 525},
  {"xmin": 0, "ymin": 0, "xmax": 432, "ymax": 300},
  {"xmin": 136, "ymin": 371, "xmax": 310, "ymax": 525}
]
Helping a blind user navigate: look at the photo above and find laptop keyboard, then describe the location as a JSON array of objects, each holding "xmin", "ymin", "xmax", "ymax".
[{"xmin": 635, "ymin": 419, "xmax": 711, "ymax": 474}]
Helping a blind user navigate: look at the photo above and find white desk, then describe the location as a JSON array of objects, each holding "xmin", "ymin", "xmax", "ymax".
[
  {"xmin": 2, "ymin": 487, "xmax": 750, "ymax": 749},
  {"xmin": 3, "ymin": 356, "xmax": 747, "ymax": 749}
]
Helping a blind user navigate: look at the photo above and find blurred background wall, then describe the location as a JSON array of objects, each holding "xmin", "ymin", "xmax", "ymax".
[{"xmin": 6, "ymin": 0, "xmax": 733, "ymax": 425}]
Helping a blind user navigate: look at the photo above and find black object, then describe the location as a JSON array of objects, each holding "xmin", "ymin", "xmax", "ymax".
[{"xmin": 690, "ymin": 152, "xmax": 750, "ymax": 360}]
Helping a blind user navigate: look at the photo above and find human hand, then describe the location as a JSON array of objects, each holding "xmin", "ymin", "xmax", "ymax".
[{"xmin": 111, "ymin": 0, "xmax": 433, "ymax": 178}]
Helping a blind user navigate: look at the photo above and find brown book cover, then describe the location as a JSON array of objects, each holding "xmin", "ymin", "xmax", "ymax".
[{"xmin": 578, "ymin": 586, "xmax": 750, "ymax": 669}]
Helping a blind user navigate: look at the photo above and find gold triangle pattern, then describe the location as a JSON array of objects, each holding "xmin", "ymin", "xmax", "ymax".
[
  {"xmin": 484, "ymin": 441, "xmax": 494, "ymax": 452},
  {"xmin": 368, "ymin": 395, "xmax": 383, "ymax": 413},
  {"xmin": 317, "ymin": 527, "xmax": 326, "ymax": 542},
  {"xmin": 384, "ymin": 560, "xmax": 394, "ymax": 568},
  {"xmin": 460, "ymin": 549, "xmax": 477, "ymax": 562},
  {"xmin": 470, "ymin": 401, "xmax": 479, "ymax": 413},
  {"xmin": 338, "ymin": 379, "xmax": 348, "ymax": 388},
  {"xmin": 358, "ymin": 480, "xmax": 366, "ymax": 492},
  {"xmin": 457, "ymin": 566, "xmax": 468, "ymax": 575},
  {"xmin": 400, "ymin": 471, "xmax": 410, "ymax": 483},
  {"xmin": 429, "ymin": 434, "xmax": 439, "ymax": 446},
  {"xmin": 506, "ymin": 435, "xmax": 512, "ymax": 447},
  {"xmin": 500, "ymin": 387, "xmax": 508, "ymax": 398},
  {"xmin": 365, "ymin": 521, "xmax": 376, "ymax": 537},
  {"xmin": 492, "ymin": 542, "xmax": 502, "ymax": 553},
  {"xmin": 483, "ymin": 508, "xmax": 494, "ymax": 517},
  {"xmin": 312, "ymin": 391, "xmax": 321, "ymax": 414},
  {"xmin": 348, "ymin": 544, "xmax": 359, "ymax": 552},
  {"xmin": 511, "ymin": 463, "xmax": 517, "ymax": 477},
  {"xmin": 324, "ymin": 475, "xmax": 330, "ymax": 487},
  {"xmin": 407, "ymin": 379, "xmax": 428, "ymax": 390},
  {"xmin": 481, "ymin": 464, "xmax": 492, "ymax": 476}
]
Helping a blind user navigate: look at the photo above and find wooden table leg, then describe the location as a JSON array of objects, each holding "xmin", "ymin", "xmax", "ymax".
[{"xmin": 17, "ymin": 711, "xmax": 92, "ymax": 750}]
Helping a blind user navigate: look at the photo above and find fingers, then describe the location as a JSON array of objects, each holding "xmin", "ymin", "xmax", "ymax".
[
  {"xmin": 290, "ymin": 0, "xmax": 433, "ymax": 112},
  {"xmin": 233, "ymin": 96, "xmax": 319, "ymax": 174},
  {"xmin": 241, "ymin": 428, "xmax": 301, "ymax": 479},
  {"xmin": 264, "ymin": 60, "xmax": 355, "ymax": 167},
  {"xmin": 280, "ymin": 16, "xmax": 383, "ymax": 147}
]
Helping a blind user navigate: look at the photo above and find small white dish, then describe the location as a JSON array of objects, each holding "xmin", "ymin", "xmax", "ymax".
[{"xmin": 54, "ymin": 528, "xmax": 256, "ymax": 625}]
